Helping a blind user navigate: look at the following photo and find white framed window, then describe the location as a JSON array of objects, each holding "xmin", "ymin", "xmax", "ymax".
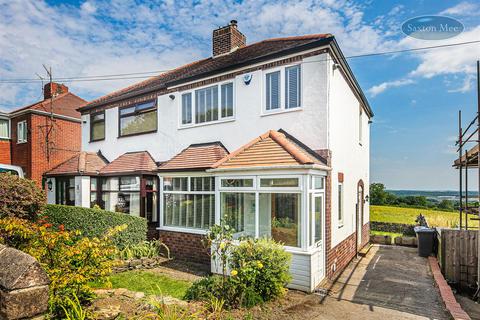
[
  {"xmin": 162, "ymin": 176, "xmax": 215, "ymax": 230},
  {"xmin": 0, "ymin": 118, "xmax": 10, "ymax": 139},
  {"xmin": 338, "ymin": 182, "xmax": 344, "ymax": 226},
  {"xmin": 359, "ymin": 105, "xmax": 363, "ymax": 145},
  {"xmin": 180, "ymin": 81, "xmax": 235, "ymax": 127},
  {"xmin": 17, "ymin": 120, "xmax": 27, "ymax": 143},
  {"xmin": 264, "ymin": 64, "xmax": 302, "ymax": 114},
  {"xmin": 266, "ymin": 71, "xmax": 280, "ymax": 110},
  {"xmin": 219, "ymin": 177, "xmax": 255, "ymax": 190},
  {"xmin": 285, "ymin": 65, "xmax": 301, "ymax": 109}
]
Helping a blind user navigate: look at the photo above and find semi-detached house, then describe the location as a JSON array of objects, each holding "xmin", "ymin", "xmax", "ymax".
[{"xmin": 45, "ymin": 21, "xmax": 373, "ymax": 292}]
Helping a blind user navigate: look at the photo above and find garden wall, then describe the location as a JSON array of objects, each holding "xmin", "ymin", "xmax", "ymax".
[{"xmin": 370, "ymin": 221, "xmax": 415, "ymax": 236}]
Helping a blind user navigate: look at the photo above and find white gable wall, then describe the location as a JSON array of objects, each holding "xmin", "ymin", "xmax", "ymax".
[
  {"xmin": 327, "ymin": 55, "xmax": 370, "ymax": 248},
  {"xmin": 81, "ymin": 53, "xmax": 329, "ymax": 162}
]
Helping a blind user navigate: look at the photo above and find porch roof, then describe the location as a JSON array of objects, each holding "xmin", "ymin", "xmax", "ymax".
[
  {"xmin": 158, "ymin": 142, "xmax": 228, "ymax": 172},
  {"xmin": 45, "ymin": 151, "xmax": 108, "ymax": 176},
  {"xmin": 211, "ymin": 129, "xmax": 329, "ymax": 170},
  {"xmin": 99, "ymin": 151, "xmax": 158, "ymax": 175}
]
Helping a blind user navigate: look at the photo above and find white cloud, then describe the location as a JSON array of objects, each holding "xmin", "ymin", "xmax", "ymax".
[
  {"xmin": 368, "ymin": 79, "xmax": 414, "ymax": 97},
  {"xmin": 0, "ymin": 0, "xmax": 398, "ymax": 109},
  {"xmin": 440, "ymin": 2, "xmax": 480, "ymax": 16}
]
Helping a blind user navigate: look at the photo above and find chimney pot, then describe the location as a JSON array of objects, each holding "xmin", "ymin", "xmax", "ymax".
[{"xmin": 212, "ymin": 21, "xmax": 246, "ymax": 57}]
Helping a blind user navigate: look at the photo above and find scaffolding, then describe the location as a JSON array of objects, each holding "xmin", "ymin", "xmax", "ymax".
[{"xmin": 453, "ymin": 60, "xmax": 480, "ymax": 298}]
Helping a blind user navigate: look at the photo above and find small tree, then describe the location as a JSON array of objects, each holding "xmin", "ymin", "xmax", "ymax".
[{"xmin": 0, "ymin": 174, "xmax": 45, "ymax": 220}]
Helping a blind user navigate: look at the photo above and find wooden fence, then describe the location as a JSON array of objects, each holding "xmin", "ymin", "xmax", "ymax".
[{"xmin": 437, "ymin": 229, "xmax": 478, "ymax": 290}]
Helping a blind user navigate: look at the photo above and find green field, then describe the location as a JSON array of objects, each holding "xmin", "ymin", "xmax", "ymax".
[{"xmin": 370, "ymin": 205, "xmax": 477, "ymax": 228}]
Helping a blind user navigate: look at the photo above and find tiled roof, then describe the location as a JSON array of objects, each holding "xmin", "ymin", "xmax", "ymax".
[
  {"xmin": 158, "ymin": 142, "xmax": 229, "ymax": 171},
  {"xmin": 213, "ymin": 130, "xmax": 327, "ymax": 169},
  {"xmin": 99, "ymin": 151, "xmax": 158, "ymax": 174},
  {"xmin": 79, "ymin": 34, "xmax": 333, "ymax": 111},
  {"xmin": 45, "ymin": 152, "xmax": 108, "ymax": 176},
  {"xmin": 10, "ymin": 92, "xmax": 86, "ymax": 119}
]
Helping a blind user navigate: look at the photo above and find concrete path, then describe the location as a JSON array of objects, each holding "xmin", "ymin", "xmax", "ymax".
[{"xmin": 317, "ymin": 245, "xmax": 449, "ymax": 320}]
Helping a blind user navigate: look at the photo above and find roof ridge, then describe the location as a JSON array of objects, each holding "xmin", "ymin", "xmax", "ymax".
[{"xmin": 269, "ymin": 131, "xmax": 314, "ymax": 164}]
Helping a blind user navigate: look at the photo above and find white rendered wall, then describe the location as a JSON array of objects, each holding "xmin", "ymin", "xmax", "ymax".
[
  {"xmin": 327, "ymin": 56, "xmax": 371, "ymax": 248},
  {"xmin": 74, "ymin": 176, "xmax": 91, "ymax": 208},
  {"xmin": 82, "ymin": 53, "xmax": 329, "ymax": 163}
]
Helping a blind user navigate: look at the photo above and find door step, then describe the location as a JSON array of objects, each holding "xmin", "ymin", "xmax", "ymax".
[{"xmin": 358, "ymin": 243, "xmax": 373, "ymax": 257}]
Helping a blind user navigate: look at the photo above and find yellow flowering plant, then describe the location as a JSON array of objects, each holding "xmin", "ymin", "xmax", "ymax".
[{"xmin": 0, "ymin": 217, "xmax": 122, "ymax": 318}]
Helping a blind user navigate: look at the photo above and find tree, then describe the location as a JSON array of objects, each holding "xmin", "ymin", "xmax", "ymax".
[
  {"xmin": 0, "ymin": 174, "xmax": 45, "ymax": 220},
  {"xmin": 438, "ymin": 199, "xmax": 454, "ymax": 211},
  {"xmin": 370, "ymin": 183, "xmax": 389, "ymax": 205}
]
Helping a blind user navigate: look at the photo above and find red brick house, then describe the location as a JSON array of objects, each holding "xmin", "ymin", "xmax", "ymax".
[{"xmin": 0, "ymin": 83, "xmax": 86, "ymax": 186}]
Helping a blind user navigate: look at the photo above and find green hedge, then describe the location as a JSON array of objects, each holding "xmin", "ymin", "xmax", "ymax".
[{"xmin": 44, "ymin": 204, "xmax": 147, "ymax": 249}]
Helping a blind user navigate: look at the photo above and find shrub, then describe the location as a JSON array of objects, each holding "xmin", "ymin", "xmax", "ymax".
[
  {"xmin": 0, "ymin": 217, "xmax": 119, "ymax": 317},
  {"xmin": 185, "ymin": 230, "xmax": 291, "ymax": 309},
  {"xmin": 117, "ymin": 240, "xmax": 170, "ymax": 260},
  {"xmin": 0, "ymin": 173, "xmax": 45, "ymax": 220},
  {"xmin": 44, "ymin": 204, "xmax": 147, "ymax": 249},
  {"xmin": 229, "ymin": 238, "xmax": 291, "ymax": 304}
]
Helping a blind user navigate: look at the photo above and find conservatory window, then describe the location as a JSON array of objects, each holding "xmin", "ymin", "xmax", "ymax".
[{"xmin": 220, "ymin": 192, "xmax": 256, "ymax": 238}]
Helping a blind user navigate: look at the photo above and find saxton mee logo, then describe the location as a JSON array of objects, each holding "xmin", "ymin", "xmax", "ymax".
[{"xmin": 402, "ymin": 15, "xmax": 464, "ymax": 40}]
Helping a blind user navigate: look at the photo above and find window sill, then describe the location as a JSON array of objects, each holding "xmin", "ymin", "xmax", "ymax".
[
  {"xmin": 157, "ymin": 226, "xmax": 207, "ymax": 235},
  {"xmin": 117, "ymin": 129, "xmax": 157, "ymax": 139},
  {"xmin": 260, "ymin": 107, "xmax": 302, "ymax": 117},
  {"xmin": 178, "ymin": 118, "xmax": 235, "ymax": 130},
  {"xmin": 90, "ymin": 138, "xmax": 105, "ymax": 143},
  {"xmin": 17, "ymin": 141, "xmax": 27, "ymax": 144}
]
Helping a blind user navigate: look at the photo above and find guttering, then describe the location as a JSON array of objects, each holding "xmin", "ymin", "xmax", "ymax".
[
  {"xmin": 329, "ymin": 38, "xmax": 374, "ymax": 118},
  {"xmin": 79, "ymin": 36, "xmax": 334, "ymax": 112},
  {"xmin": 207, "ymin": 164, "xmax": 331, "ymax": 173}
]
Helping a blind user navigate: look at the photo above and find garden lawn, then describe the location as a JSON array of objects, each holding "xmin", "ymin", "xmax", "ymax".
[
  {"xmin": 90, "ymin": 271, "xmax": 191, "ymax": 299},
  {"xmin": 371, "ymin": 205, "xmax": 477, "ymax": 228},
  {"xmin": 370, "ymin": 230, "xmax": 403, "ymax": 239}
]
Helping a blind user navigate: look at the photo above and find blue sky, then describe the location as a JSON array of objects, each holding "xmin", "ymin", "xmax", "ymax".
[{"xmin": 0, "ymin": 0, "xmax": 479, "ymax": 190}]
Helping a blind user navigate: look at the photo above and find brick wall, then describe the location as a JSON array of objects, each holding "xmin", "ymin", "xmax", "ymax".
[
  {"xmin": 158, "ymin": 230, "xmax": 210, "ymax": 265},
  {"xmin": 10, "ymin": 115, "xmax": 31, "ymax": 178},
  {"xmin": 0, "ymin": 140, "xmax": 11, "ymax": 164},
  {"xmin": 30, "ymin": 115, "xmax": 80, "ymax": 186},
  {"xmin": 10, "ymin": 113, "xmax": 81, "ymax": 186}
]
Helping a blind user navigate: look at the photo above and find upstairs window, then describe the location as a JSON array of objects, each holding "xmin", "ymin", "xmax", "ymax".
[
  {"xmin": 0, "ymin": 119, "xmax": 9, "ymax": 139},
  {"xmin": 266, "ymin": 71, "xmax": 280, "ymax": 110},
  {"xmin": 195, "ymin": 85, "xmax": 218, "ymax": 124},
  {"xmin": 119, "ymin": 100, "xmax": 157, "ymax": 137},
  {"xmin": 17, "ymin": 120, "xmax": 27, "ymax": 143},
  {"xmin": 90, "ymin": 111, "xmax": 105, "ymax": 141},
  {"xmin": 265, "ymin": 65, "xmax": 302, "ymax": 113},
  {"xmin": 285, "ymin": 65, "xmax": 301, "ymax": 109},
  {"xmin": 181, "ymin": 93, "xmax": 192, "ymax": 125},
  {"xmin": 181, "ymin": 82, "xmax": 234, "ymax": 126}
]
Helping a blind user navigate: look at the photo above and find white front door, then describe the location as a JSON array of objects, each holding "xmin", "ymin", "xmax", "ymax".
[{"xmin": 312, "ymin": 193, "xmax": 325, "ymax": 283}]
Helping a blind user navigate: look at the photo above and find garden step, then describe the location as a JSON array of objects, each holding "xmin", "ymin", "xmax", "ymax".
[{"xmin": 358, "ymin": 243, "xmax": 373, "ymax": 257}]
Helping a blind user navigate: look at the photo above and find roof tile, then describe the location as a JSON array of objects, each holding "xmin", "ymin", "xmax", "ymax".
[
  {"xmin": 45, "ymin": 152, "xmax": 108, "ymax": 176},
  {"xmin": 99, "ymin": 151, "xmax": 157, "ymax": 174},
  {"xmin": 159, "ymin": 142, "xmax": 229, "ymax": 171}
]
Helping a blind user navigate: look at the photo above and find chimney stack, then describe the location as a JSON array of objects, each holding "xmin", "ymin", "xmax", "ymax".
[
  {"xmin": 212, "ymin": 20, "xmax": 246, "ymax": 57},
  {"xmin": 44, "ymin": 82, "xmax": 68, "ymax": 100}
]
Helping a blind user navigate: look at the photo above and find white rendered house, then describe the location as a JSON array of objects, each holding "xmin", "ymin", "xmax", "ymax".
[{"xmin": 45, "ymin": 21, "xmax": 373, "ymax": 292}]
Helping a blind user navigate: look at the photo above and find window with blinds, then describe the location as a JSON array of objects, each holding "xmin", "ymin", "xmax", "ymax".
[
  {"xmin": 182, "ymin": 93, "xmax": 192, "ymax": 125},
  {"xmin": 266, "ymin": 71, "xmax": 280, "ymax": 110},
  {"xmin": 285, "ymin": 65, "xmax": 301, "ymax": 109}
]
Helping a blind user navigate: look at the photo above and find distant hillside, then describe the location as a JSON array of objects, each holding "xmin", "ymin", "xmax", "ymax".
[{"xmin": 387, "ymin": 190, "xmax": 478, "ymax": 201}]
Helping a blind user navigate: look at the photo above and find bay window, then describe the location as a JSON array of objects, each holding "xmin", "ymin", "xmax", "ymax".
[
  {"xmin": 119, "ymin": 100, "xmax": 157, "ymax": 136},
  {"xmin": 180, "ymin": 82, "xmax": 234, "ymax": 126},
  {"xmin": 163, "ymin": 176, "xmax": 215, "ymax": 230},
  {"xmin": 91, "ymin": 176, "xmax": 141, "ymax": 216}
]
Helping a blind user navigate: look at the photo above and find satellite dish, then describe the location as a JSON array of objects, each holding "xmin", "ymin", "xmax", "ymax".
[{"xmin": 243, "ymin": 74, "xmax": 252, "ymax": 85}]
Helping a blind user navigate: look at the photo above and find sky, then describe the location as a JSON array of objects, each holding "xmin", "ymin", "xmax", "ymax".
[{"xmin": 0, "ymin": 0, "xmax": 479, "ymax": 191}]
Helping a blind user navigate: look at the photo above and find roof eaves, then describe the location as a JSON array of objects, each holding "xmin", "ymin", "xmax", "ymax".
[{"xmin": 79, "ymin": 36, "xmax": 334, "ymax": 112}]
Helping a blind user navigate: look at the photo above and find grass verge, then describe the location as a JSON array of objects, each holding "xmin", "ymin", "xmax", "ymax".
[
  {"xmin": 370, "ymin": 205, "xmax": 476, "ymax": 228},
  {"xmin": 370, "ymin": 230, "xmax": 403, "ymax": 239},
  {"xmin": 90, "ymin": 271, "xmax": 191, "ymax": 299}
]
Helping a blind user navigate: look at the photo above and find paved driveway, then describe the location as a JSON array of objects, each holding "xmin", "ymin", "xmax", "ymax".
[{"xmin": 317, "ymin": 245, "xmax": 449, "ymax": 320}]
